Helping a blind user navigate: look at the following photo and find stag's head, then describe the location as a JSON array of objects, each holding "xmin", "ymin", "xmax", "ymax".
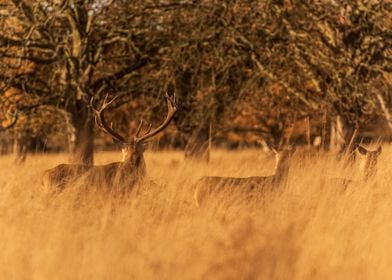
[{"xmin": 91, "ymin": 93, "xmax": 177, "ymax": 170}]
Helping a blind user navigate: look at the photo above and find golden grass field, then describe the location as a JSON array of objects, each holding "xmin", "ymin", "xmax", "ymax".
[{"xmin": 0, "ymin": 146, "xmax": 391, "ymax": 280}]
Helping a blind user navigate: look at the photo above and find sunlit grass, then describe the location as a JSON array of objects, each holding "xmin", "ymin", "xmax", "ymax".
[{"xmin": 0, "ymin": 146, "xmax": 391, "ymax": 279}]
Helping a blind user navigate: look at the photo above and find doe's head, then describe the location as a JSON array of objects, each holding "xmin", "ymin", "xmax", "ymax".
[
  {"xmin": 271, "ymin": 145, "xmax": 297, "ymax": 162},
  {"xmin": 357, "ymin": 145, "xmax": 382, "ymax": 179}
]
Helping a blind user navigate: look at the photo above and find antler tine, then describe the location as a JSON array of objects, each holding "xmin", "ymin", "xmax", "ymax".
[
  {"xmin": 165, "ymin": 91, "xmax": 176, "ymax": 108},
  {"xmin": 91, "ymin": 94, "xmax": 128, "ymax": 143},
  {"xmin": 103, "ymin": 94, "xmax": 109, "ymax": 104},
  {"xmin": 145, "ymin": 123, "xmax": 153, "ymax": 134},
  {"xmin": 90, "ymin": 96, "xmax": 98, "ymax": 113},
  {"xmin": 101, "ymin": 94, "xmax": 118, "ymax": 110},
  {"xmin": 91, "ymin": 94, "xmax": 118, "ymax": 111},
  {"xmin": 94, "ymin": 114, "xmax": 103, "ymax": 129},
  {"xmin": 135, "ymin": 93, "xmax": 177, "ymax": 144},
  {"xmin": 135, "ymin": 120, "xmax": 144, "ymax": 138},
  {"xmin": 90, "ymin": 97, "xmax": 104, "ymax": 130}
]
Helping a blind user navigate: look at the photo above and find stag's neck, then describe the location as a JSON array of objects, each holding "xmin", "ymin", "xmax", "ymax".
[{"xmin": 123, "ymin": 154, "xmax": 146, "ymax": 176}]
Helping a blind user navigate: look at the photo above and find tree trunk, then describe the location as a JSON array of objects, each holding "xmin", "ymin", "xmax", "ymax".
[
  {"xmin": 69, "ymin": 104, "xmax": 94, "ymax": 165},
  {"xmin": 59, "ymin": 109, "xmax": 76, "ymax": 153},
  {"xmin": 173, "ymin": 71, "xmax": 211, "ymax": 162},
  {"xmin": 13, "ymin": 132, "xmax": 28, "ymax": 164},
  {"xmin": 329, "ymin": 116, "xmax": 345, "ymax": 152},
  {"xmin": 184, "ymin": 127, "xmax": 210, "ymax": 162},
  {"xmin": 321, "ymin": 118, "xmax": 333, "ymax": 151}
]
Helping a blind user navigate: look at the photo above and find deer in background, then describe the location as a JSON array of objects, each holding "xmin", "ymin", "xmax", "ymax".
[
  {"xmin": 42, "ymin": 93, "xmax": 177, "ymax": 192},
  {"xmin": 326, "ymin": 144, "xmax": 382, "ymax": 189},
  {"xmin": 357, "ymin": 145, "xmax": 382, "ymax": 180},
  {"xmin": 193, "ymin": 146, "xmax": 296, "ymax": 207}
]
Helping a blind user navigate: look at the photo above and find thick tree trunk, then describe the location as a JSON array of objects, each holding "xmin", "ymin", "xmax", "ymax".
[
  {"xmin": 59, "ymin": 109, "xmax": 76, "ymax": 153},
  {"xmin": 321, "ymin": 119, "xmax": 333, "ymax": 151},
  {"xmin": 69, "ymin": 104, "xmax": 94, "ymax": 165},
  {"xmin": 184, "ymin": 127, "xmax": 210, "ymax": 162},
  {"xmin": 328, "ymin": 116, "xmax": 345, "ymax": 152},
  {"xmin": 335, "ymin": 118, "xmax": 359, "ymax": 160},
  {"xmin": 173, "ymin": 71, "xmax": 211, "ymax": 162},
  {"xmin": 13, "ymin": 132, "xmax": 27, "ymax": 164}
]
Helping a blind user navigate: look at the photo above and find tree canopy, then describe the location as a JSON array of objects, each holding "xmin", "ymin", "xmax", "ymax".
[{"xmin": 0, "ymin": 0, "xmax": 391, "ymax": 162}]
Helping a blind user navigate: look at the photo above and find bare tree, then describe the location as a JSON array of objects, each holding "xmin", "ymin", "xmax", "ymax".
[
  {"xmin": 0, "ymin": 0, "xmax": 192, "ymax": 164},
  {"xmin": 0, "ymin": 0, "xmax": 390, "ymax": 157},
  {"xmin": 166, "ymin": 1, "xmax": 391, "ymax": 153}
]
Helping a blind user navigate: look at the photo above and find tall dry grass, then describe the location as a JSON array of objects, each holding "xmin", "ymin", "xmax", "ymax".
[{"xmin": 0, "ymin": 147, "xmax": 391, "ymax": 279}]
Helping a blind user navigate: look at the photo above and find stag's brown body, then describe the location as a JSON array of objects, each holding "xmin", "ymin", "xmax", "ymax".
[
  {"xmin": 42, "ymin": 156, "xmax": 146, "ymax": 191},
  {"xmin": 42, "ymin": 164, "xmax": 90, "ymax": 190}
]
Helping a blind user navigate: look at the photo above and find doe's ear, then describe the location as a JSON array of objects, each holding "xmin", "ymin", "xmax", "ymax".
[
  {"xmin": 376, "ymin": 146, "xmax": 382, "ymax": 155},
  {"xmin": 265, "ymin": 140, "xmax": 278, "ymax": 154},
  {"xmin": 358, "ymin": 145, "xmax": 368, "ymax": 155},
  {"xmin": 289, "ymin": 145, "xmax": 297, "ymax": 154}
]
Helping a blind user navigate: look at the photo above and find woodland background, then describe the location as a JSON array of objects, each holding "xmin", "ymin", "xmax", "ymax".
[{"xmin": 0, "ymin": 0, "xmax": 391, "ymax": 164}]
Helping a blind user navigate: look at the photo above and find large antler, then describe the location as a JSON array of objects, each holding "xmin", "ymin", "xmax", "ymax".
[
  {"xmin": 91, "ymin": 95, "xmax": 128, "ymax": 143},
  {"xmin": 0, "ymin": 112, "xmax": 18, "ymax": 132},
  {"xmin": 91, "ymin": 93, "xmax": 177, "ymax": 145},
  {"xmin": 134, "ymin": 93, "xmax": 177, "ymax": 144}
]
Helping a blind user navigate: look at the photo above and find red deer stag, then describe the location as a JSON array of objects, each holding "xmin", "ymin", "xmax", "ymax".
[
  {"xmin": 42, "ymin": 93, "xmax": 177, "ymax": 192},
  {"xmin": 193, "ymin": 146, "xmax": 296, "ymax": 207}
]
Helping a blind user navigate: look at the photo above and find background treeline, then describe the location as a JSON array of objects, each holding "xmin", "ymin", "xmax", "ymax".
[{"xmin": 0, "ymin": 0, "xmax": 391, "ymax": 163}]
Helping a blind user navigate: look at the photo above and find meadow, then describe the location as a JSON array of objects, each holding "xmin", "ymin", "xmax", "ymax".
[{"xmin": 0, "ymin": 147, "xmax": 391, "ymax": 280}]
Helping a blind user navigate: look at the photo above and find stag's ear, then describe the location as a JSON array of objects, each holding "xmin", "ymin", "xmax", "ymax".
[
  {"xmin": 376, "ymin": 146, "xmax": 382, "ymax": 155},
  {"xmin": 358, "ymin": 145, "xmax": 368, "ymax": 155}
]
